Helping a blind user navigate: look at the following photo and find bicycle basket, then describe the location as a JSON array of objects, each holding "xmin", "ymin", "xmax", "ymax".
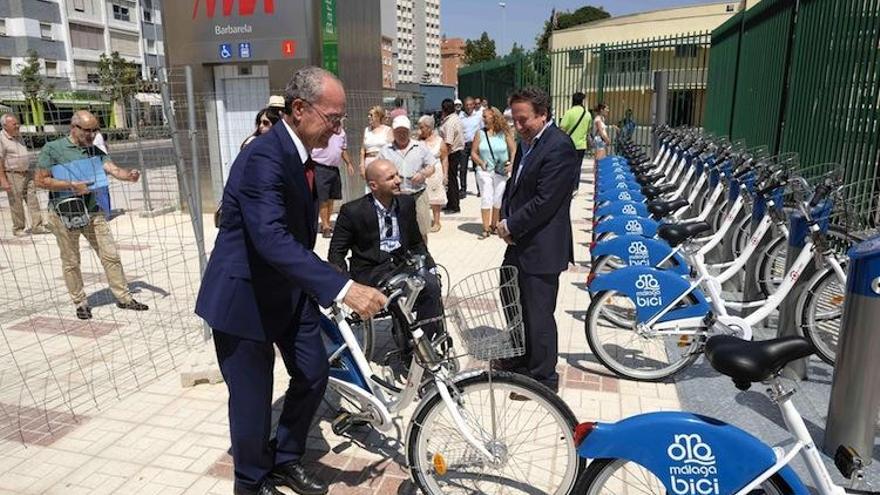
[
  {"xmin": 828, "ymin": 179, "xmax": 880, "ymax": 240},
  {"xmin": 53, "ymin": 196, "xmax": 91, "ymax": 230},
  {"xmin": 444, "ymin": 266, "xmax": 525, "ymax": 362}
]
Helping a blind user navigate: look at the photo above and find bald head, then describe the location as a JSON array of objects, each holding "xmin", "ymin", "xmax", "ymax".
[
  {"xmin": 366, "ymin": 159, "xmax": 401, "ymax": 202},
  {"xmin": 70, "ymin": 110, "xmax": 100, "ymax": 147}
]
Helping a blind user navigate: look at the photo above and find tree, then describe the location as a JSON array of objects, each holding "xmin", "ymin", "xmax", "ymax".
[
  {"xmin": 16, "ymin": 50, "xmax": 54, "ymax": 128},
  {"xmin": 98, "ymin": 51, "xmax": 140, "ymax": 128},
  {"xmin": 535, "ymin": 5, "xmax": 610, "ymax": 52},
  {"xmin": 464, "ymin": 32, "xmax": 497, "ymax": 65}
]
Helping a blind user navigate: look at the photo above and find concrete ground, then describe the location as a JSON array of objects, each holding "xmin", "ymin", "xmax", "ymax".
[{"xmin": 0, "ymin": 160, "xmax": 680, "ymax": 494}]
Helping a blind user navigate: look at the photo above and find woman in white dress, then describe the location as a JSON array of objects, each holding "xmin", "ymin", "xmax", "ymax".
[
  {"xmin": 360, "ymin": 105, "xmax": 393, "ymax": 179},
  {"xmin": 417, "ymin": 115, "xmax": 448, "ymax": 233}
]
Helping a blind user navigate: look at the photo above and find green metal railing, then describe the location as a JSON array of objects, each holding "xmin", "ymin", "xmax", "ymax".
[
  {"xmin": 706, "ymin": 0, "xmax": 880, "ymax": 196},
  {"xmin": 458, "ymin": 33, "xmax": 711, "ymax": 151}
]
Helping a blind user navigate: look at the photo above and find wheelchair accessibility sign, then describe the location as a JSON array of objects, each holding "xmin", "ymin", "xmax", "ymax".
[{"xmin": 219, "ymin": 43, "xmax": 233, "ymax": 59}]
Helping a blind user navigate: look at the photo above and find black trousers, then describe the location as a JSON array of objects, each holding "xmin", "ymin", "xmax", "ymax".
[
  {"xmin": 213, "ymin": 300, "xmax": 328, "ymax": 493},
  {"xmin": 462, "ymin": 141, "xmax": 475, "ymax": 197},
  {"xmin": 501, "ymin": 262, "xmax": 561, "ymax": 388},
  {"xmin": 445, "ymin": 150, "xmax": 463, "ymax": 211}
]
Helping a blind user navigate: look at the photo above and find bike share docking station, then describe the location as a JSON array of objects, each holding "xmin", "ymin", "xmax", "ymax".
[
  {"xmin": 776, "ymin": 209, "xmax": 819, "ymax": 380},
  {"xmin": 824, "ymin": 234, "xmax": 880, "ymax": 467}
]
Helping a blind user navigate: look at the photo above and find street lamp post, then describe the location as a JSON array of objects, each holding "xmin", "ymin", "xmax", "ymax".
[{"xmin": 499, "ymin": 2, "xmax": 507, "ymax": 56}]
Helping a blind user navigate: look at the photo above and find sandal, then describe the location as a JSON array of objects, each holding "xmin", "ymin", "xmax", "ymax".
[
  {"xmin": 430, "ymin": 223, "xmax": 441, "ymax": 233},
  {"xmin": 478, "ymin": 230, "xmax": 491, "ymax": 240}
]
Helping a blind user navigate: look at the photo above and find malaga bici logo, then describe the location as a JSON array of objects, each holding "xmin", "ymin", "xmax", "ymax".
[
  {"xmin": 625, "ymin": 219, "xmax": 643, "ymax": 234},
  {"xmin": 622, "ymin": 204, "xmax": 637, "ymax": 215},
  {"xmin": 666, "ymin": 434, "xmax": 720, "ymax": 495}
]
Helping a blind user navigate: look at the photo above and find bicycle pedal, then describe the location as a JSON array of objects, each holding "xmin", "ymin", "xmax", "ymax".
[
  {"xmin": 677, "ymin": 336, "xmax": 692, "ymax": 347},
  {"xmin": 331, "ymin": 411, "xmax": 369, "ymax": 436}
]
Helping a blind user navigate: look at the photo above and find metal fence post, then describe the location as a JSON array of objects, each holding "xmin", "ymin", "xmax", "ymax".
[
  {"xmin": 824, "ymin": 235, "xmax": 880, "ymax": 462},
  {"xmin": 159, "ymin": 67, "xmax": 221, "ymax": 387},
  {"xmin": 129, "ymin": 95, "xmax": 153, "ymax": 213},
  {"xmin": 597, "ymin": 43, "xmax": 606, "ymax": 104},
  {"xmin": 185, "ymin": 65, "xmax": 205, "ymax": 276},
  {"xmin": 652, "ymin": 70, "xmax": 669, "ymax": 155}
]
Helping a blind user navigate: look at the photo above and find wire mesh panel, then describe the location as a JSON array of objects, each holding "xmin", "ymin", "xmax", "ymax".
[{"xmin": 444, "ymin": 266, "xmax": 525, "ymax": 362}]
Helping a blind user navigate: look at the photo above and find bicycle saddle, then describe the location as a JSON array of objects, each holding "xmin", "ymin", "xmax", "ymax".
[
  {"xmin": 647, "ymin": 198, "xmax": 689, "ymax": 220},
  {"xmin": 636, "ymin": 172, "xmax": 665, "ymax": 186},
  {"xmin": 641, "ymin": 183, "xmax": 676, "ymax": 200},
  {"xmin": 657, "ymin": 220, "xmax": 711, "ymax": 246},
  {"xmin": 704, "ymin": 335, "xmax": 814, "ymax": 390}
]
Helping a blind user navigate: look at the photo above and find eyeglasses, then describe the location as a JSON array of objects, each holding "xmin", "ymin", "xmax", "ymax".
[
  {"xmin": 304, "ymin": 101, "xmax": 346, "ymax": 129},
  {"xmin": 74, "ymin": 124, "xmax": 100, "ymax": 134}
]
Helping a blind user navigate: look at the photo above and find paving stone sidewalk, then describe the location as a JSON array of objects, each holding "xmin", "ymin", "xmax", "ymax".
[{"xmin": 0, "ymin": 160, "xmax": 681, "ymax": 494}]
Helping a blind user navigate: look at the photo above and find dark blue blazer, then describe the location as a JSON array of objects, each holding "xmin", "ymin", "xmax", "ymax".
[
  {"xmin": 195, "ymin": 122, "xmax": 349, "ymax": 341},
  {"xmin": 502, "ymin": 123, "xmax": 577, "ymax": 275}
]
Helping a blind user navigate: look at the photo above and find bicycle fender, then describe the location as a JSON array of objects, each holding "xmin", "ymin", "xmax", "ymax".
[
  {"xmin": 578, "ymin": 412, "xmax": 810, "ymax": 495},
  {"xmin": 594, "ymin": 216, "xmax": 659, "ymax": 238},
  {"xmin": 595, "ymin": 201, "xmax": 649, "ymax": 219},
  {"xmin": 588, "ymin": 266, "xmax": 709, "ymax": 322},
  {"xmin": 597, "ymin": 189, "xmax": 645, "ymax": 204},
  {"xmin": 597, "ymin": 180, "xmax": 641, "ymax": 193},
  {"xmin": 591, "ymin": 235, "xmax": 689, "ymax": 275}
]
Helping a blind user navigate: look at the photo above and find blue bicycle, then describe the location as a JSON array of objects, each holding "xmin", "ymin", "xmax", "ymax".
[{"xmin": 572, "ymin": 334, "xmax": 869, "ymax": 494}]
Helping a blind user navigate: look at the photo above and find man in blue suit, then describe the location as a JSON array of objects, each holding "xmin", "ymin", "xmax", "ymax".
[
  {"xmin": 195, "ymin": 67, "xmax": 386, "ymax": 495},
  {"xmin": 496, "ymin": 86, "xmax": 577, "ymax": 394}
]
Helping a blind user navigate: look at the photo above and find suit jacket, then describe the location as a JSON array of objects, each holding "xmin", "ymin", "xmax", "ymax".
[
  {"xmin": 328, "ymin": 193, "xmax": 435, "ymax": 286},
  {"xmin": 502, "ymin": 123, "xmax": 577, "ymax": 275},
  {"xmin": 195, "ymin": 122, "xmax": 348, "ymax": 341}
]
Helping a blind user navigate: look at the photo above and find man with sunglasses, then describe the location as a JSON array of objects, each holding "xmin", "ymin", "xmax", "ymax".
[
  {"xmin": 196, "ymin": 67, "xmax": 386, "ymax": 495},
  {"xmin": 327, "ymin": 159, "xmax": 442, "ymax": 354},
  {"xmin": 35, "ymin": 110, "xmax": 149, "ymax": 320}
]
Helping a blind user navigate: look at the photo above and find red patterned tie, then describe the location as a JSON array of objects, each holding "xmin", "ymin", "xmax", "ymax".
[{"xmin": 304, "ymin": 158, "xmax": 316, "ymax": 195}]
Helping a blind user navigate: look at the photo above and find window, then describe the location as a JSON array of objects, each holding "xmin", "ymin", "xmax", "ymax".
[
  {"xmin": 70, "ymin": 23, "xmax": 105, "ymax": 50},
  {"xmin": 0, "ymin": 19, "xmax": 6, "ymax": 37},
  {"xmin": 73, "ymin": 0, "xmax": 85, "ymax": 12},
  {"xmin": 1, "ymin": 58, "xmax": 13, "ymax": 75},
  {"xmin": 40, "ymin": 23, "xmax": 53, "ymax": 40},
  {"xmin": 606, "ymin": 48, "xmax": 651, "ymax": 73},
  {"xmin": 113, "ymin": 4, "xmax": 131, "ymax": 22},
  {"xmin": 146, "ymin": 39, "xmax": 156, "ymax": 54},
  {"xmin": 726, "ymin": 4, "xmax": 735, "ymax": 12},
  {"xmin": 143, "ymin": 9, "xmax": 152, "ymax": 22},
  {"xmin": 675, "ymin": 44, "xmax": 698, "ymax": 58},
  {"xmin": 87, "ymin": 72, "xmax": 100, "ymax": 84},
  {"xmin": 568, "ymin": 50, "xmax": 584, "ymax": 67},
  {"xmin": 45, "ymin": 61, "xmax": 57, "ymax": 76}
]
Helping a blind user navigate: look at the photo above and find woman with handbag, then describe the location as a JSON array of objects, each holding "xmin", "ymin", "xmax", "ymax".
[{"xmin": 470, "ymin": 106, "xmax": 516, "ymax": 240}]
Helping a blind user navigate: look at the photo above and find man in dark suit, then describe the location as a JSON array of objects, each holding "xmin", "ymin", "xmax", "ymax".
[
  {"xmin": 195, "ymin": 67, "xmax": 386, "ymax": 495},
  {"xmin": 496, "ymin": 86, "xmax": 578, "ymax": 394},
  {"xmin": 328, "ymin": 159, "xmax": 442, "ymax": 342}
]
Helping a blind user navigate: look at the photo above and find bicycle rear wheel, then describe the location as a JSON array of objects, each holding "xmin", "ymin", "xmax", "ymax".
[
  {"xmin": 585, "ymin": 290, "xmax": 702, "ymax": 381},
  {"xmin": 407, "ymin": 371, "xmax": 583, "ymax": 495},
  {"xmin": 756, "ymin": 234, "xmax": 787, "ymax": 298},
  {"xmin": 573, "ymin": 458, "xmax": 789, "ymax": 494}
]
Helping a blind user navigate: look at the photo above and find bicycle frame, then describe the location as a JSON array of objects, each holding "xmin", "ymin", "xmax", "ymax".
[{"xmin": 323, "ymin": 305, "xmax": 499, "ymax": 462}]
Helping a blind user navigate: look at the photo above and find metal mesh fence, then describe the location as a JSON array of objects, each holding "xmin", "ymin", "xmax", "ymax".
[{"xmin": 0, "ymin": 73, "xmax": 205, "ymax": 444}]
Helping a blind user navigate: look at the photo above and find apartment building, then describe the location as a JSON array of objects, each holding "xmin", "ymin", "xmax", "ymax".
[
  {"xmin": 394, "ymin": 0, "xmax": 441, "ymax": 84},
  {"xmin": 0, "ymin": 0, "xmax": 164, "ymax": 90}
]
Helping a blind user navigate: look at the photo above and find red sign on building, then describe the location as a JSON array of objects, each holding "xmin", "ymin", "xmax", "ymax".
[
  {"xmin": 192, "ymin": 0, "xmax": 276, "ymax": 19},
  {"xmin": 281, "ymin": 40, "xmax": 297, "ymax": 58}
]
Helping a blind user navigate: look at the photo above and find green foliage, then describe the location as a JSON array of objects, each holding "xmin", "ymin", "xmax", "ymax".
[
  {"xmin": 17, "ymin": 50, "xmax": 55, "ymax": 101},
  {"xmin": 535, "ymin": 5, "xmax": 610, "ymax": 52},
  {"xmin": 464, "ymin": 32, "xmax": 497, "ymax": 65},
  {"xmin": 97, "ymin": 52, "xmax": 139, "ymax": 103}
]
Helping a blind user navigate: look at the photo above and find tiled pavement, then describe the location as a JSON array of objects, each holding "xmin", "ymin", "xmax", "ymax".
[{"xmin": 0, "ymin": 160, "xmax": 681, "ymax": 494}]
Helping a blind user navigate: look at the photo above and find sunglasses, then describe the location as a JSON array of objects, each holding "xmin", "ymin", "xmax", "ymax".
[
  {"xmin": 74, "ymin": 124, "xmax": 100, "ymax": 134},
  {"xmin": 304, "ymin": 101, "xmax": 346, "ymax": 128}
]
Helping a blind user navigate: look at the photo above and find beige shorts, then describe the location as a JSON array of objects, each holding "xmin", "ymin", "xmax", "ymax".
[{"xmin": 414, "ymin": 190, "xmax": 431, "ymax": 237}]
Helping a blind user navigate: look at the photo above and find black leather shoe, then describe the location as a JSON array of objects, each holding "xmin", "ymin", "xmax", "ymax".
[
  {"xmin": 269, "ymin": 461, "xmax": 328, "ymax": 495},
  {"xmin": 76, "ymin": 305, "xmax": 92, "ymax": 320},
  {"xmin": 233, "ymin": 481, "xmax": 285, "ymax": 495},
  {"xmin": 116, "ymin": 299, "xmax": 149, "ymax": 311}
]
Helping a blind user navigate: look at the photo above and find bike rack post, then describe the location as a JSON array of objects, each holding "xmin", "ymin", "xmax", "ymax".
[
  {"xmin": 775, "ymin": 210, "xmax": 814, "ymax": 380},
  {"xmin": 720, "ymin": 206, "xmax": 747, "ymax": 293},
  {"xmin": 742, "ymin": 197, "xmax": 774, "ymax": 317},
  {"xmin": 823, "ymin": 235, "xmax": 880, "ymax": 461}
]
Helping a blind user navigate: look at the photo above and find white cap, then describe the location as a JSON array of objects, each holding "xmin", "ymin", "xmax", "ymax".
[
  {"xmin": 391, "ymin": 115, "xmax": 411, "ymax": 130},
  {"xmin": 267, "ymin": 95, "xmax": 285, "ymax": 108},
  {"xmin": 454, "ymin": 98, "xmax": 462, "ymax": 105}
]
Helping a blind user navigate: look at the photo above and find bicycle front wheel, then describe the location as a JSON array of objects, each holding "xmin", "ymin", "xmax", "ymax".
[
  {"xmin": 407, "ymin": 371, "xmax": 583, "ymax": 495},
  {"xmin": 574, "ymin": 458, "xmax": 790, "ymax": 494},
  {"xmin": 798, "ymin": 265, "xmax": 846, "ymax": 365},
  {"xmin": 586, "ymin": 290, "xmax": 702, "ymax": 381}
]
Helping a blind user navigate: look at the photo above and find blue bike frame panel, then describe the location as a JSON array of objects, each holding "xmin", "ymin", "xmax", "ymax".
[
  {"xmin": 591, "ymin": 235, "xmax": 689, "ymax": 275},
  {"xmin": 595, "ymin": 201, "xmax": 649, "ymax": 219},
  {"xmin": 320, "ymin": 315, "xmax": 370, "ymax": 391},
  {"xmin": 579, "ymin": 412, "xmax": 810, "ymax": 494},
  {"xmin": 594, "ymin": 216, "xmax": 660, "ymax": 239},
  {"xmin": 588, "ymin": 266, "xmax": 709, "ymax": 322}
]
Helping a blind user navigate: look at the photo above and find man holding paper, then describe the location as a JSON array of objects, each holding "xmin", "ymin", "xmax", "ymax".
[{"xmin": 35, "ymin": 110, "xmax": 149, "ymax": 320}]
